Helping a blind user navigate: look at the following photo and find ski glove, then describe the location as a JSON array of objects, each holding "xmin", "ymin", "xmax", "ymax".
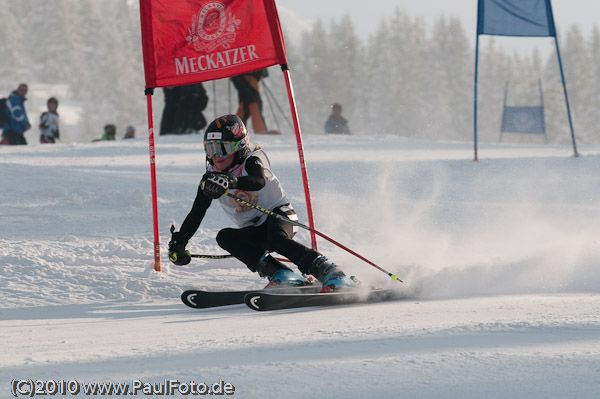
[
  {"xmin": 168, "ymin": 230, "xmax": 191, "ymax": 266},
  {"xmin": 201, "ymin": 172, "xmax": 238, "ymax": 199}
]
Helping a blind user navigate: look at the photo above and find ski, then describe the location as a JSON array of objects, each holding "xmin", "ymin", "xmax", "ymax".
[
  {"xmin": 181, "ymin": 285, "xmax": 321, "ymax": 309},
  {"xmin": 244, "ymin": 288, "xmax": 396, "ymax": 311}
]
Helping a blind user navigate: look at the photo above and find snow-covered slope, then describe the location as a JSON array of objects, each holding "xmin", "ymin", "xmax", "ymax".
[{"xmin": 1, "ymin": 135, "xmax": 599, "ymax": 398}]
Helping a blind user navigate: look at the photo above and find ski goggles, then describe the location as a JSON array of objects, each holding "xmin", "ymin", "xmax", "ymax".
[{"xmin": 204, "ymin": 140, "xmax": 244, "ymax": 159}]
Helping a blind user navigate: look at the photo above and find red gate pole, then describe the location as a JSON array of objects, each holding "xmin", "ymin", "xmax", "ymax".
[
  {"xmin": 145, "ymin": 88, "xmax": 161, "ymax": 271},
  {"xmin": 281, "ymin": 65, "xmax": 318, "ymax": 251}
]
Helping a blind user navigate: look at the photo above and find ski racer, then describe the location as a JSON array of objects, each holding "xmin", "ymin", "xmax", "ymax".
[{"xmin": 168, "ymin": 114, "xmax": 356, "ymax": 292}]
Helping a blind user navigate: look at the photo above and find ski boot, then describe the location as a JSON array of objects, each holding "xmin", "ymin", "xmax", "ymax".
[
  {"xmin": 256, "ymin": 254, "xmax": 310, "ymax": 289},
  {"xmin": 308, "ymin": 256, "xmax": 357, "ymax": 293}
]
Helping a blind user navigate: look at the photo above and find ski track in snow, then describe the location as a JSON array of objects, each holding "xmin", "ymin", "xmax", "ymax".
[{"xmin": 1, "ymin": 135, "xmax": 599, "ymax": 398}]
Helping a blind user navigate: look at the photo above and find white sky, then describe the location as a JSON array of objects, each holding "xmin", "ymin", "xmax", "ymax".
[{"xmin": 275, "ymin": 0, "xmax": 600, "ymax": 54}]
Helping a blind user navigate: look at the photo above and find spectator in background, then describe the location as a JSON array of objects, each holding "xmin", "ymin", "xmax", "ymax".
[
  {"xmin": 123, "ymin": 125, "xmax": 135, "ymax": 139},
  {"xmin": 160, "ymin": 83, "xmax": 208, "ymax": 135},
  {"xmin": 324, "ymin": 103, "xmax": 350, "ymax": 135},
  {"xmin": 173, "ymin": 83, "xmax": 208, "ymax": 134},
  {"xmin": 231, "ymin": 69, "xmax": 277, "ymax": 134},
  {"xmin": 101, "ymin": 124, "xmax": 116, "ymax": 140},
  {"xmin": 1, "ymin": 83, "xmax": 31, "ymax": 145},
  {"xmin": 93, "ymin": 124, "xmax": 116, "ymax": 142},
  {"xmin": 39, "ymin": 97, "xmax": 60, "ymax": 144}
]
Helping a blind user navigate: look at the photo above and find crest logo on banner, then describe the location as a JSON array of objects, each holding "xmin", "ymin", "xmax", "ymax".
[
  {"xmin": 186, "ymin": 2, "xmax": 241, "ymax": 53},
  {"xmin": 140, "ymin": 0, "xmax": 289, "ymax": 86}
]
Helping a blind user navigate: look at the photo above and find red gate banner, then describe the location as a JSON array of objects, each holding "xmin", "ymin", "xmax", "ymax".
[
  {"xmin": 140, "ymin": 0, "xmax": 288, "ymax": 88},
  {"xmin": 139, "ymin": 0, "xmax": 319, "ymax": 272}
]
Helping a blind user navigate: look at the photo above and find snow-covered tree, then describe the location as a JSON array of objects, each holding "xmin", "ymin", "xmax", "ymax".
[
  {"xmin": 1, "ymin": 1, "xmax": 597, "ymax": 144},
  {"xmin": 562, "ymin": 25, "xmax": 593, "ymax": 138}
]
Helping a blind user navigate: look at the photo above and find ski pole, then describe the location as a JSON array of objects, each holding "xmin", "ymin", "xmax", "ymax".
[
  {"xmin": 226, "ymin": 193, "xmax": 402, "ymax": 283},
  {"xmin": 173, "ymin": 221, "xmax": 292, "ymax": 262},
  {"xmin": 170, "ymin": 225, "xmax": 231, "ymax": 260},
  {"xmin": 190, "ymin": 253, "xmax": 291, "ymax": 263},
  {"xmin": 191, "ymin": 253, "xmax": 233, "ymax": 259}
]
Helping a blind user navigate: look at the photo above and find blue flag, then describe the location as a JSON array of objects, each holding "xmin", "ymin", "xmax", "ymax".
[
  {"xmin": 477, "ymin": 0, "xmax": 556, "ymax": 37},
  {"xmin": 501, "ymin": 106, "xmax": 545, "ymax": 134}
]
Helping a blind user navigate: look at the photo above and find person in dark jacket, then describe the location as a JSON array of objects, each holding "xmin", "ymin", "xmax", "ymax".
[
  {"xmin": 1, "ymin": 83, "xmax": 31, "ymax": 145},
  {"xmin": 160, "ymin": 84, "xmax": 208, "ymax": 135},
  {"xmin": 173, "ymin": 83, "xmax": 208, "ymax": 133},
  {"xmin": 324, "ymin": 103, "xmax": 350, "ymax": 135},
  {"xmin": 92, "ymin": 124, "xmax": 116, "ymax": 142}
]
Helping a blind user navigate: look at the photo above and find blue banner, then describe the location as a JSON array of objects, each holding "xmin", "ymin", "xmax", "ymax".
[
  {"xmin": 478, "ymin": 0, "xmax": 556, "ymax": 37},
  {"xmin": 501, "ymin": 106, "xmax": 545, "ymax": 134}
]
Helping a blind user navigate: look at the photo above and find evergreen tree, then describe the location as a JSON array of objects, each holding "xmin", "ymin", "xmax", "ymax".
[
  {"xmin": 0, "ymin": 0, "xmax": 31, "ymax": 91},
  {"xmin": 562, "ymin": 25, "xmax": 593, "ymax": 138},
  {"xmin": 431, "ymin": 16, "xmax": 473, "ymax": 140},
  {"xmin": 293, "ymin": 20, "xmax": 335, "ymax": 133},
  {"xmin": 327, "ymin": 16, "xmax": 362, "ymax": 132},
  {"xmin": 543, "ymin": 33, "xmax": 570, "ymax": 144},
  {"xmin": 362, "ymin": 19, "xmax": 393, "ymax": 133},
  {"xmin": 2, "ymin": 1, "xmax": 598, "ymax": 144},
  {"xmin": 388, "ymin": 11, "xmax": 433, "ymax": 137},
  {"xmin": 588, "ymin": 25, "xmax": 600, "ymax": 134},
  {"xmin": 478, "ymin": 37, "xmax": 509, "ymax": 141}
]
